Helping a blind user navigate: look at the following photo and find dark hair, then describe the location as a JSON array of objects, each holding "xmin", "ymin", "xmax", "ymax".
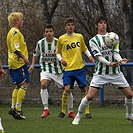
[
  {"xmin": 95, "ymin": 16, "xmax": 107, "ymax": 25},
  {"xmin": 64, "ymin": 18, "xmax": 75, "ymax": 26},
  {"xmin": 44, "ymin": 24, "xmax": 54, "ymax": 31}
]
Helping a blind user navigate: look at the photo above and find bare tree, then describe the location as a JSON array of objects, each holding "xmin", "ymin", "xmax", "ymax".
[
  {"xmin": 41, "ymin": 0, "xmax": 60, "ymax": 24},
  {"xmin": 120, "ymin": 0, "xmax": 132, "ymax": 50},
  {"xmin": 0, "ymin": 0, "xmax": 133, "ymax": 53}
]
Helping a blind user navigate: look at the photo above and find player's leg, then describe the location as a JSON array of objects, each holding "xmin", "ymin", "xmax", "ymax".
[
  {"xmin": 53, "ymin": 73, "xmax": 76, "ymax": 118},
  {"xmin": 8, "ymin": 66, "xmax": 29, "ymax": 120},
  {"xmin": 15, "ymin": 65, "xmax": 29, "ymax": 120},
  {"xmin": 11, "ymin": 86, "xmax": 19, "ymax": 109},
  {"xmin": 40, "ymin": 71, "xmax": 51, "ymax": 118},
  {"xmin": 121, "ymin": 87, "xmax": 133, "ymax": 121},
  {"xmin": 112, "ymin": 73, "xmax": 133, "ymax": 121},
  {"xmin": 0, "ymin": 118, "xmax": 4, "ymax": 133},
  {"xmin": 76, "ymin": 68, "xmax": 92, "ymax": 118},
  {"xmin": 81, "ymin": 88, "xmax": 92, "ymax": 118},
  {"xmin": 67, "ymin": 91, "xmax": 76, "ymax": 118},
  {"xmin": 57, "ymin": 84, "xmax": 70, "ymax": 118},
  {"xmin": 15, "ymin": 82, "xmax": 29, "ymax": 120},
  {"xmin": 72, "ymin": 87, "xmax": 97, "ymax": 125},
  {"xmin": 8, "ymin": 86, "xmax": 19, "ymax": 118},
  {"xmin": 40, "ymin": 80, "xmax": 50, "ymax": 118}
]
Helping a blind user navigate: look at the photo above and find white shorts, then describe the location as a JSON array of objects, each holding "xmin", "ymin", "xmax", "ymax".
[
  {"xmin": 90, "ymin": 72, "xmax": 129, "ymax": 88},
  {"xmin": 40, "ymin": 71, "xmax": 63, "ymax": 88}
]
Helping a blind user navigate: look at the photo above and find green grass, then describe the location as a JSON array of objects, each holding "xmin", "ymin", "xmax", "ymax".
[{"xmin": 1, "ymin": 105, "xmax": 133, "ymax": 133}]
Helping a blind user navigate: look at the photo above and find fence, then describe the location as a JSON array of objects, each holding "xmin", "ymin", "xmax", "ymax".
[{"xmin": 1, "ymin": 62, "xmax": 133, "ymax": 106}]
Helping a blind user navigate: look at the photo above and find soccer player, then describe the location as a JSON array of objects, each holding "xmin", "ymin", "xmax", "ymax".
[
  {"xmin": 7, "ymin": 12, "xmax": 30, "ymax": 120},
  {"xmin": 56, "ymin": 18, "xmax": 94, "ymax": 118},
  {"xmin": 28, "ymin": 24, "xmax": 75, "ymax": 118},
  {"xmin": 72, "ymin": 16, "xmax": 133, "ymax": 125},
  {"xmin": 0, "ymin": 61, "xmax": 6, "ymax": 133}
]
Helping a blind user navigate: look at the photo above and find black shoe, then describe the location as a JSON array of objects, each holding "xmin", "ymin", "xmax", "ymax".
[
  {"xmin": 57, "ymin": 112, "xmax": 65, "ymax": 118},
  {"xmin": 85, "ymin": 113, "xmax": 92, "ymax": 118},
  {"xmin": 8, "ymin": 108, "xmax": 16, "ymax": 119},
  {"xmin": 15, "ymin": 110, "xmax": 26, "ymax": 120}
]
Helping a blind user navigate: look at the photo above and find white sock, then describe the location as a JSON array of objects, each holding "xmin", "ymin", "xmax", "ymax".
[
  {"xmin": 78, "ymin": 96, "xmax": 90, "ymax": 115},
  {"xmin": 125, "ymin": 97, "xmax": 133, "ymax": 115},
  {"xmin": 40, "ymin": 89, "xmax": 49, "ymax": 110},
  {"xmin": 68, "ymin": 92, "xmax": 74, "ymax": 113},
  {"xmin": 0, "ymin": 118, "xmax": 4, "ymax": 130}
]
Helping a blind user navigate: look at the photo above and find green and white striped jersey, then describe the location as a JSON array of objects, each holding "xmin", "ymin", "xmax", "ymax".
[
  {"xmin": 89, "ymin": 34, "xmax": 121, "ymax": 75},
  {"xmin": 33, "ymin": 37, "xmax": 62, "ymax": 74}
]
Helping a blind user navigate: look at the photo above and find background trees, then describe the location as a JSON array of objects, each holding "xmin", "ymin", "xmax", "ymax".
[
  {"xmin": 0, "ymin": 0, "xmax": 133, "ymax": 82},
  {"xmin": 0, "ymin": 0, "xmax": 132, "ymax": 53}
]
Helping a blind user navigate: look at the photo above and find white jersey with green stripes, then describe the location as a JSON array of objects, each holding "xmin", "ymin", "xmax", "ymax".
[
  {"xmin": 89, "ymin": 33, "xmax": 121, "ymax": 75},
  {"xmin": 33, "ymin": 37, "xmax": 62, "ymax": 74}
]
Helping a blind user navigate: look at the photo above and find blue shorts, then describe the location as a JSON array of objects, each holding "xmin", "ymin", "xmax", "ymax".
[
  {"xmin": 63, "ymin": 67, "xmax": 87, "ymax": 89},
  {"xmin": 9, "ymin": 65, "xmax": 30, "ymax": 85}
]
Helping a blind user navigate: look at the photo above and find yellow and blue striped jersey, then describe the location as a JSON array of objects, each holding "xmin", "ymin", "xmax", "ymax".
[
  {"xmin": 7, "ymin": 27, "xmax": 28, "ymax": 69},
  {"xmin": 56, "ymin": 33, "xmax": 88, "ymax": 71}
]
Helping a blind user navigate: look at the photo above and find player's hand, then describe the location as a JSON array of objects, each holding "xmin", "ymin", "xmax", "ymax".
[
  {"xmin": 109, "ymin": 62, "xmax": 119, "ymax": 67},
  {"xmin": 88, "ymin": 56, "xmax": 95, "ymax": 63},
  {"xmin": 28, "ymin": 66, "xmax": 34, "ymax": 73},
  {"xmin": 0, "ymin": 68, "xmax": 6, "ymax": 80},
  {"xmin": 120, "ymin": 58, "xmax": 129, "ymax": 64},
  {"xmin": 60, "ymin": 59, "xmax": 67, "ymax": 66}
]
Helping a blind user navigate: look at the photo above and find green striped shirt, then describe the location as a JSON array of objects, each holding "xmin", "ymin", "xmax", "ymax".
[
  {"xmin": 33, "ymin": 37, "xmax": 62, "ymax": 74},
  {"xmin": 89, "ymin": 34, "xmax": 121, "ymax": 75}
]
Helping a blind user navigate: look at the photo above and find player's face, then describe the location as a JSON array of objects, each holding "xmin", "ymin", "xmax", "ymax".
[
  {"xmin": 65, "ymin": 22, "xmax": 75, "ymax": 34},
  {"xmin": 97, "ymin": 20, "xmax": 107, "ymax": 34},
  {"xmin": 17, "ymin": 17, "xmax": 23, "ymax": 29},
  {"xmin": 44, "ymin": 28, "xmax": 54, "ymax": 42}
]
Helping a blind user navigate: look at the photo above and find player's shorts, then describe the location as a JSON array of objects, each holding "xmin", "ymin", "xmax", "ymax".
[
  {"xmin": 90, "ymin": 72, "xmax": 129, "ymax": 89},
  {"xmin": 9, "ymin": 65, "xmax": 30, "ymax": 85},
  {"xmin": 62, "ymin": 67, "xmax": 87, "ymax": 89},
  {"xmin": 40, "ymin": 71, "xmax": 63, "ymax": 88}
]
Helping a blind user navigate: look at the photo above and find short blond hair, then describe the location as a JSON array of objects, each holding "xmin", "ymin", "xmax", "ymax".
[{"xmin": 8, "ymin": 12, "xmax": 23, "ymax": 27}]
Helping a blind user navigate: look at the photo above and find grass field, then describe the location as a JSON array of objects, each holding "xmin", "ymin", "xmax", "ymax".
[{"xmin": 1, "ymin": 104, "xmax": 133, "ymax": 133}]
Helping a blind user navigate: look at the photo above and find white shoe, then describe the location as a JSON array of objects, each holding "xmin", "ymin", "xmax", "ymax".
[
  {"xmin": 126, "ymin": 114, "xmax": 133, "ymax": 121},
  {"xmin": 72, "ymin": 114, "xmax": 81, "ymax": 125}
]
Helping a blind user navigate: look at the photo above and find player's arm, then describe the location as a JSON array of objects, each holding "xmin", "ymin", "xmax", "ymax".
[
  {"xmin": 97, "ymin": 56, "xmax": 119, "ymax": 67},
  {"xmin": 14, "ymin": 50, "xmax": 30, "ymax": 65},
  {"xmin": 56, "ymin": 54, "xmax": 67, "ymax": 66},
  {"xmin": 0, "ymin": 61, "xmax": 6, "ymax": 80},
  {"xmin": 56, "ymin": 39, "xmax": 67, "ymax": 66},
  {"xmin": 113, "ymin": 51, "xmax": 129, "ymax": 64},
  {"xmin": 81, "ymin": 36, "xmax": 95, "ymax": 63},
  {"xmin": 28, "ymin": 55, "xmax": 38, "ymax": 73},
  {"xmin": 28, "ymin": 42, "xmax": 40, "ymax": 73},
  {"xmin": 84, "ymin": 50, "xmax": 95, "ymax": 63},
  {"xmin": 13, "ymin": 30, "xmax": 30, "ymax": 65}
]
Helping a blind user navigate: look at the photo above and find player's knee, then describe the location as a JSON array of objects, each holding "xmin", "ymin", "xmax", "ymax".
[
  {"xmin": 125, "ymin": 97, "xmax": 133, "ymax": 105},
  {"xmin": 69, "ymin": 92, "xmax": 73, "ymax": 98},
  {"xmin": 125, "ymin": 94, "xmax": 133, "ymax": 99},
  {"xmin": 86, "ymin": 93, "xmax": 94, "ymax": 101},
  {"xmin": 41, "ymin": 83, "xmax": 47, "ymax": 89}
]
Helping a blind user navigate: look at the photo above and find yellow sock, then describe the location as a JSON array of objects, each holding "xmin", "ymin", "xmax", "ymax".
[
  {"xmin": 16, "ymin": 86, "xmax": 27, "ymax": 111},
  {"xmin": 62, "ymin": 91, "xmax": 69, "ymax": 114},
  {"xmin": 11, "ymin": 87, "xmax": 18, "ymax": 109},
  {"xmin": 82, "ymin": 91, "xmax": 90, "ymax": 114}
]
